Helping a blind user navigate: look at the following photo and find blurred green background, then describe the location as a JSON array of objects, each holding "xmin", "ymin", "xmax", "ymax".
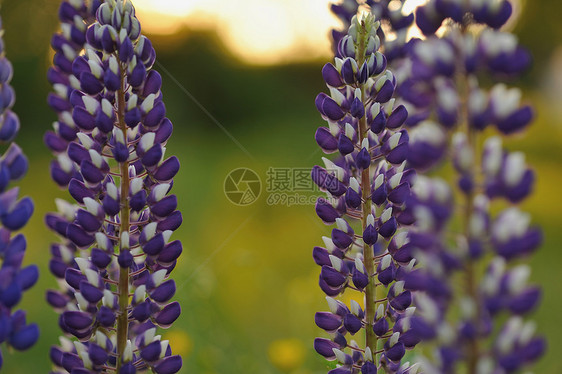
[{"xmin": 0, "ymin": 0, "xmax": 561, "ymax": 373}]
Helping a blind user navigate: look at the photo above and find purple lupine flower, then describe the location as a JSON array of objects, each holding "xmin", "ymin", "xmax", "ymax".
[
  {"xmin": 392, "ymin": 1, "xmax": 545, "ymax": 372},
  {"xmin": 0, "ymin": 14, "xmax": 39, "ymax": 368},
  {"xmin": 312, "ymin": 13, "xmax": 420, "ymax": 373},
  {"xmin": 45, "ymin": 1, "xmax": 183, "ymax": 372},
  {"xmin": 330, "ymin": 0, "xmax": 421, "ymax": 134},
  {"xmin": 46, "ymin": 0, "xmax": 101, "ymax": 188},
  {"xmin": 330, "ymin": 0, "xmax": 414, "ymax": 62}
]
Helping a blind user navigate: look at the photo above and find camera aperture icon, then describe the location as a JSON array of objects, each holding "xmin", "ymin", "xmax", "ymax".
[{"xmin": 224, "ymin": 168, "xmax": 261, "ymax": 206}]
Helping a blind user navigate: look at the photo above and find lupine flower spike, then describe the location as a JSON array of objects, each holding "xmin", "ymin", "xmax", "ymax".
[
  {"xmin": 0, "ymin": 13, "xmax": 39, "ymax": 369},
  {"xmin": 312, "ymin": 13, "xmax": 419, "ymax": 374},
  {"xmin": 393, "ymin": 1, "xmax": 545, "ymax": 373},
  {"xmin": 330, "ymin": 0, "xmax": 414, "ymax": 63},
  {"xmin": 45, "ymin": 0, "xmax": 183, "ymax": 372},
  {"xmin": 46, "ymin": 0, "xmax": 101, "ymax": 187}
]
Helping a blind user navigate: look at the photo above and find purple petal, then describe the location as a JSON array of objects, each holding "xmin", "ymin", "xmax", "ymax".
[
  {"xmin": 91, "ymin": 248, "xmax": 112, "ymax": 268},
  {"xmin": 496, "ymin": 106, "xmax": 533, "ymax": 134},
  {"xmin": 76, "ymin": 209, "xmax": 102, "ymax": 232},
  {"xmin": 62, "ymin": 352, "xmax": 84, "ymax": 372},
  {"xmin": 46, "ymin": 290, "xmax": 68, "ymax": 309},
  {"xmin": 313, "ymin": 338, "xmax": 338, "ymax": 359},
  {"xmin": 9, "ymin": 323, "xmax": 39, "ymax": 351},
  {"xmin": 88, "ymin": 343, "xmax": 108, "ymax": 366},
  {"xmin": 384, "ymin": 341, "xmax": 405, "ymax": 362},
  {"xmin": 141, "ymin": 144, "xmax": 163, "ymax": 167},
  {"xmin": 352, "ymin": 268, "xmax": 369, "ymax": 289},
  {"xmin": 315, "ymin": 198, "xmax": 340, "ymax": 224},
  {"xmin": 320, "ymin": 265, "xmax": 346, "ymax": 288},
  {"xmin": 322, "ymin": 97, "xmax": 345, "ymax": 121},
  {"xmin": 154, "ymin": 301, "xmax": 181, "ymax": 328},
  {"xmin": 316, "ymin": 127, "xmax": 338, "ymax": 153},
  {"xmin": 312, "ymin": 246, "xmax": 331, "ymax": 267},
  {"xmin": 67, "ymin": 224, "xmax": 95, "ymax": 248},
  {"xmin": 44, "ymin": 131, "xmax": 67, "ymax": 153},
  {"xmin": 140, "ymin": 341, "xmax": 162, "ymax": 362},
  {"xmin": 322, "ymin": 63, "xmax": 343, "ymax": 87},
  {"xmin": 2, "ymin": 197, "xmax": 33, "ymax": 231},
  {"xmin": 73, "ymin": 106, "xmax": 96, "ymax": 130},
  {"xmin": 373, "ymin": 317, "xmax": 389, "ymax": 337},
  {"xmin": 150, "ymin": 279, "xmax": 176, "ymax": 303},
  {"xmin": 118, "ymin": 250, "xmax": 134, "ymax": 268},
  {"xmin": 343, "ymin": 313, "xmax": 363, "ymax": 334},
  {"xmin": 16, "ymin": 265, "xmax": 38, "ymax": 291},
  {"xmin": 79, "ymin": 281, "xmax": 103, "ymax": 303},
  {"xmin": 144, "ymin": 101, "xmax": 166, "ymax": 128},
  {"xmin": 315, "ymin": 312, "xmax": 342, "ymax": 332},
  {"xmin": 386, "ymin": 105, "xmax": 408, "ymax": 129},
  {"xmin": 153, "ymin": 156, "xmax": 180, "ymax": 182},
  {"xmin": 331, "ymin": 228, "xmax": 352, "ymax": 249},
  {"xmin": 156, "ymin": 211, "xmax": 182, "ymax": 231},
  {"xmin": 62, "ymin": 311, "xmax": 93, "ymax": 330},
  {"xmin": 375, "ymin": 80, "xmax": 395, "ymax": 103},
  {"xmin": 97, "ymin": 306, "xmax": 116, "ymax": 327},
  {"xmin": 143, "ymin": 70, "xmax": 163, "ymax": 96},
  {"xmin": 158, "ymin": 240, "xmax": 182, "ymax": 266},
  {"xmin": 154, "ymin": 355, "xmax": 182, "ymax": 374},
  {"xmin": 129, "ymin": 61, "xmax": 147, "ymax": 87},
  {"xmin": 361, "ymin": 361, "xmax": 377, "ymax": 374},
  {"xmin": 80, "ymin": 160, "xmax": 104, "ymax": 184},
  {"xmin": 155, "ymin": 117, "xmax": 173, "ymax": 144},
  {"xmin": 150, "ymin": 195, "xmax": 177, "ymax": 218},
  {"xmin": 69, "ymin": 179, "xmax": 95, "ymax": 204},
  {"xmin": 79, "ymin": 71, "xmax": 103, "ymax": 95},
  {"xmin": 0, "ymin": 111, "xmax": 20, "ymax": 142}
]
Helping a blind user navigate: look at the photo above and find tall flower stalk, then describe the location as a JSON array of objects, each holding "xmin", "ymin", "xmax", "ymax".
[
  {"xmin": 394, "ymin": 1, "xmax": 545, "ymax": 373},
  {"xmin": 0, "ymin": 13, "xmax": 39, "ymax": 369},
  {"xmin": 45, "ymin": 1, "xmax": 183, "ymax": 372},
  {"xmin": 312, "ymin": 13, "xmax": 419, "ymax": 373}
]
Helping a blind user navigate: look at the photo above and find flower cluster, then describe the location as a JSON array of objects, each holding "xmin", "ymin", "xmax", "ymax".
[
  {"xmin": 312, "ymin": 13, "xmax": 420, "ymax": 373},
  {"xmin": 401, "ymin": 1, "xmax": 532, "ymax": 136},
  {"xmin": 45, "ymin": 1, "xmax": 183, "ymax": 372},
  {"xmin": 330, "ymin": 0, "xmax": 419, "ymax": 134},
  {"xmin": 330, "ymin": 0, "xmax": 414, "ymax": 62},
  {"xmin": 46, "ymin": 0, "xmax": 102, "ymax": 187},
  {"xmin": 0, "ymin": 14, "xmax": 39, "ymax": 368},
  {"xmin": 392, "ymin": 0, "xmax": 544, "ymax": 372}
]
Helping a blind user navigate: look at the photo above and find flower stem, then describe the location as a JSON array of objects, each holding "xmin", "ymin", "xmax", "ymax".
[
  {"xmin": 464, "ymin": 145, "xmax": 479, "ymax": 374},
  {"xmin": 463, "ymin": 112, "xmax": 479, "ymax": 374},
  {"xmin": 362, "ymin": 124, "xmax": 377, "ymax": 354},
  {"xmin": 357, "ymin": 18, "xmax": 378, "ymax": 357},
  {"xmin": 116, "ymin": 64, "xmax": 130, "ymax": 371},
  {"xmin": 459, "ymin": 20, "xmax": 480, "ymax": 373}
]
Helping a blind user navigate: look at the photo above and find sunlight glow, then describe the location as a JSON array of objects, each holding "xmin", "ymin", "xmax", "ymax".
[
  {"xmin": 403, "ymin": 0, "xmax": 428, "ymax": 39},
  {"xmin": 134, "ymin": 0, "xmax": 218, "ymax": 34},
  {"xmin": 402, "ymin": 0, "xmax": 428, "ymax": 14},
  {"xmin": 217, "ymin": 0, "xmax": 298, "ymax": 63},
  {"xmin": 134, "ymin": 0, "xmax": 202, "ymax": 14},
  {"xmin": 134, "ymin": 0, "xmax": 431, "ymax": 65}
]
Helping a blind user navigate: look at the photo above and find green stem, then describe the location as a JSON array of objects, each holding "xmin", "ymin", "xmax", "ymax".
[
  {"xmin": 464, "ymin": 143, "xmax": 478, "ymax": 374},
  {"xmin": 458, "ymin": 19, "xmax": 479, "ymax": 374},
  {"xmin": 362, "ymin": 122, "xmax": 377, "ymax": 354},
  {"xmin": 357, "ymin": 18, "xmax": 378, "ymax": 358},
  {"xmin": 463, "ymin": 97, "xmax": 479, "ymax": 373},
  {"xmin": 116, "ymin": 64, "xmax": 130, "ymax": 371},
  {"xmin": 464, "ymin": 111, "xmax": 479, "ymax": 374}
]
